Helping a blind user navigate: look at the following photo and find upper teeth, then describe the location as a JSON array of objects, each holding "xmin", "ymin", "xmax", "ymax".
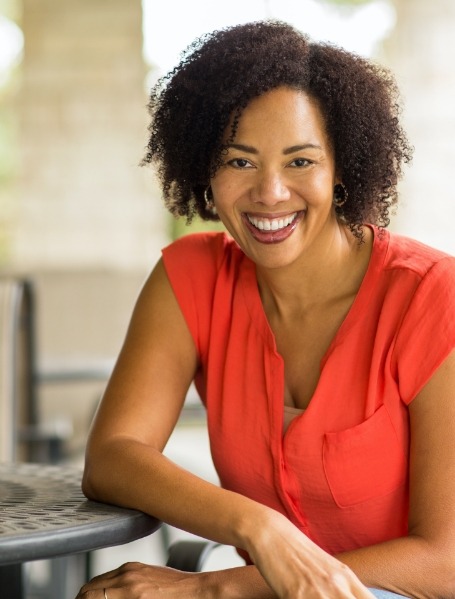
[{"xmin": 247, "ymin": 213, "xmax": 297, "ymax": 231}]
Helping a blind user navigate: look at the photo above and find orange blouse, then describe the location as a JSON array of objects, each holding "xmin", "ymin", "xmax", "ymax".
[{"xmin": 162, "ymin": 227, "xmax": 455, "ymax": 555}]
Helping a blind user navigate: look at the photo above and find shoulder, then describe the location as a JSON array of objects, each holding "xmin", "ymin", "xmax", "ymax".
[
  {"xmin": 378, "ymin": 230, "xmax": 455, "ymax": 321},
  {"xmin": 159, "ymin": 232, "xmax": 244, "ymax": 360},
  {"xmin": 383, "ymin": 230, "xmax": 455, "ymax": 281},
  {"xmin": 162, "ymin": 232, "xmax": 247, "ymax": 293},
  {"xmin": 380, "ymin": 232, "xmax": 455, "ymax": 403},
  {"xmin": 371, "ymin": 228, "xmax": 455, "ymax": 305},
  {"xmin": 162, "ymin": 231, "xmax": 237, "ymax": 269}
]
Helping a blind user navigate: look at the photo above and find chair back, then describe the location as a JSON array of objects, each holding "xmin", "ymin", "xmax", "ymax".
[{"xmin": 0, "ymin": 278, "xmax": 36, "ymax": 462}]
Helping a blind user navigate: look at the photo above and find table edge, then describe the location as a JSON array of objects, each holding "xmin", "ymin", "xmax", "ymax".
[{"xmin": 0, "ymin": 512, "xmax": 161, "ymax": 565}]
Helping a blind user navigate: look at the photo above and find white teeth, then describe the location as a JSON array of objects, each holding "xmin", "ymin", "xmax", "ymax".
[{"xmin": 247, "ymin": 213, "xmax": 297, "ymax": 231}]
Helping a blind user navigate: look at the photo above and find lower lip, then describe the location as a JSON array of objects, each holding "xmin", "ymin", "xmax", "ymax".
[{"xmin": 242, "ymin": 211, "xmax": 305, "ymax": 244}]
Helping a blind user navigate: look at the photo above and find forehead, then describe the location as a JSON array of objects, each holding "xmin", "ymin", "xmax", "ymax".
[{"xmin": 227, "ymin": 86, "xmax": 330, "ymax": 146}]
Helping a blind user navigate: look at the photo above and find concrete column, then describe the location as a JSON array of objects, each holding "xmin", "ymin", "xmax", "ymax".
[
  {"xmin": 11, "ymin": 2, "xmax": 171, "ymax": 448},
  {"xmin": 15, "ymin": 0, "xmax": 168, "ymax": 270},
  {"xmin": 384, "ymin": 0, "xmax": 455, "ymax": 254}
]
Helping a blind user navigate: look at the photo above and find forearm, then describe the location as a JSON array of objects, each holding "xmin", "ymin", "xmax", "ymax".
[
  {"xmin": 214, "ymin": 536, "xmax": 455, "ymax": 599},
  {"xmin": 338, "ymin": 535, "xmax": 455, "ymax": 599},
  {"xmin": 211, "ymin": 536, "xmax": 455, "ymax": 599},
  {"xmin": 204, "ymin": 566, "xmax": 276, "ymax": 599},
  {"xmin": 82, "ymin": 436, "xmax": 268, "ymax": 551}
]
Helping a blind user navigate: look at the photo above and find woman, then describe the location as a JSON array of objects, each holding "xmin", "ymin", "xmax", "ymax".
[{"xmin": 77, "ymin": 21, "xmax": 455, "ymax": 599}]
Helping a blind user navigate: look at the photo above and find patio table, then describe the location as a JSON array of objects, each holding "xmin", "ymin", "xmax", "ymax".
[{"xmin": 0, "ymin": 462, "xmax": 160, "ymax": 599}]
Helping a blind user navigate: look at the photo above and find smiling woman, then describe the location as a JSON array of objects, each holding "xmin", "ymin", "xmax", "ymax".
[
  {"xmin": 208, "ymin": 88, "xmax": 341, "ymax": 271},
  {"xmin": 142, "ymin": 21, "xmax": 411, "ymax": 241},
  {"xmin": 77, "ymin": 20, "xmax": 455, "ymax": 599}
]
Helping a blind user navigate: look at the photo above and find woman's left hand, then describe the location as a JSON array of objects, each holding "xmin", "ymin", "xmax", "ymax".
[{"xmin": 75, "ymin": 562, "xmax": 212, "ymax": 599}]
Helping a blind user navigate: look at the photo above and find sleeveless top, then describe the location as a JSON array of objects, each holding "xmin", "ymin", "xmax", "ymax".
[{"xmin": 162, "ymin": 226, "xmax": 455, "ymax": 555}]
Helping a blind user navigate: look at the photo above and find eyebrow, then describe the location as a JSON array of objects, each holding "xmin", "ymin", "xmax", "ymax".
[
  {"xmin": 226, "ymin": 143, "xmax": 323, "ymax": 155},
  {"xmin": 283, "ymin": 144, "xmax": 323, "ymax": 155}
]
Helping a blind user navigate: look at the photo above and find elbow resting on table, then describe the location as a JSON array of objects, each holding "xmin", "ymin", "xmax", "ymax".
[
  {"xmin": 80, "ymin": 435, "xmax": 170, "ymax": 509},
  {"xmin": 81, "ymin": 457, "xmax": 107, "ymax": 503},
  {"xmin": 80, "ymin": 437, "xmax": 138, "ymax": 504},
  {"xmin": 81, "ymin": 466, "xmax": 97, "ymax": 501},
  {"xmin": 81, "ymin": 458, "xmax": 128, "ymax": 505}
]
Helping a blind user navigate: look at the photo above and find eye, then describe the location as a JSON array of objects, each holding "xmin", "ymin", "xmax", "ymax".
[
  {"xmin": 289, "ymin": 157, "xmax": 311, "ymax": 168},
  {"xmin": 227, "ymin": 158, "xmax": 254, "ymax": 169}
]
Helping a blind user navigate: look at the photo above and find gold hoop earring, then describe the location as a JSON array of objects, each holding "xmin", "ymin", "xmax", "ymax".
[
  {"xmin": 204, "ymin": 186, "xmax": 217, "ymax": 216},
  {"xmin": 333, "ymin": 183, "xmax": 348, "ymax": 208}
]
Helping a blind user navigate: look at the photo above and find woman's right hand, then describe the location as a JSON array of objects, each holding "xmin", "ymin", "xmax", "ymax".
[
  {"xmin": 244, "ymin": 508, "xmax": 375, "ymax": 599},
  {"xmin": 76, "ymin": 562, "xmax": 216, "ymax": 599}
]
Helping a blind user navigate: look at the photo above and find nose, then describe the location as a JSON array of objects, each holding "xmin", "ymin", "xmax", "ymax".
[{"xmin": 251, "ymin": 170, "xmax": 291, "ymax": 206}]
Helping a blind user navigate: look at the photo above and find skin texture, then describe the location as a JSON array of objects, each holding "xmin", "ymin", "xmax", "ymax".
[
  {"xmin": 76, "ymin": 88, "xmax": 455, "ymax": 599},
  {"xmin": 210, "ymin": 89, "xmax": 341, "ymax": 273}
]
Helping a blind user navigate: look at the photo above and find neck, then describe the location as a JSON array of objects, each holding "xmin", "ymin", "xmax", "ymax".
[{"xmin": 256, "ymin": 224, "xmax": 372, "ymax": 319}]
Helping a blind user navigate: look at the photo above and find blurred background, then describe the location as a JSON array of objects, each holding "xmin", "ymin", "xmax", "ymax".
[{"xmin": 0, "ymin": 0, "xmax": 454, "ymax": 595}]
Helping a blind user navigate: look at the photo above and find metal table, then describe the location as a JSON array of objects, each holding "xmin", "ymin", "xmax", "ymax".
[{"xmin": 0, "ymin": 462, "xmax": 161, "ymax": 599}]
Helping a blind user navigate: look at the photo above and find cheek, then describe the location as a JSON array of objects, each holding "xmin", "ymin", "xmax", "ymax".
[
  {"xmin": 305, "ymin": 173, "xmax": 335, "ymax": 204},
  {"xmin": 211, "ymin": 166, "xmax": 251, "ymax": 198},
  {"xmin": 210, "ymin": 175, "xmax": 227, "ymax": 200},
  {"xmin": 211, "ymin": 180, "xmax": 240, "ymax": 209}
]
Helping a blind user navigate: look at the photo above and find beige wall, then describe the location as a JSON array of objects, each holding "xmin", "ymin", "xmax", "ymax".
[
  {"xmin": 15, "ymin": 0, "xmax": 169, "ymax": 271},
  {"xmin": 384, "ymin": 0, "xmax": 455, "ymax": 254},
  {"xmin": 33, "ymin": 269, "xmax": 149, "ymax": 453},
  {"xmin": 8, "ymin": 0, "xmax": 170, "ymax": 449}
]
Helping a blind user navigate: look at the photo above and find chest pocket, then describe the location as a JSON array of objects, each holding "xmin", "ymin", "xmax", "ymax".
[{"xmin": 322, "ymin": 404, "xmax": 407, "ymax": 508}]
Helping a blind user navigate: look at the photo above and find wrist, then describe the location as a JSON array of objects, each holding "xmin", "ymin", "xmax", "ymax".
[
  {"xmin": 173, "ymin": 571, "xmax": 220, "ymax": 599},
  {"xmin": 200, "ymin": 567, "xmax": 276, "ymax": 599},
  {"xmin": 193, "ymin": 571, "xmax": 221, "ymax": 599},
  {"xmin": 235, "ymin": 504, "xmax": 288, "ymax": 560},
  {"xmin": 232, "ymin": 501, "xmax": 268, "ymax": 553}
]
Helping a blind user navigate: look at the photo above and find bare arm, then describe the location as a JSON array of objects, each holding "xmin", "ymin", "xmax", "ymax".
[
  {"xmin": 337, "ymin": 350, "xmax": 455, "ymax": 599},
  {"xmin": 80, "ymin": 259, "xmax": 373, "ymax": 599},
  {"xmin": 82, "ymin": 258, "xmax": 264, "ymax": 545}
]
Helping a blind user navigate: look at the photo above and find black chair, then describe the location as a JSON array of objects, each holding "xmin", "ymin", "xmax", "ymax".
[
  {"xmin": 166, "ymin": 540, "xmax": 220, "ymax": 572},
  {"xmin": 0, "ymin": 277, "xmax": 68, "ymax": 463}
]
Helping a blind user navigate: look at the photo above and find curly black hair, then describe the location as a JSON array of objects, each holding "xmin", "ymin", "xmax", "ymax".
[{"xmin": 142, "ymin": 20, "xmax": 413, "ymax": 238}]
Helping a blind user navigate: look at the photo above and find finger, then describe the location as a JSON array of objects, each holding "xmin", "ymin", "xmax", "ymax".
[
  {"xmin": 80, "ymin": 561, "xmax": 144, "ymax": 591},
  {"xmin": 76, "ymin": 588, "xmax": 108, "ymax": 599},
  {"xmin": 360, "ymin": 587, "xmax": 377, "ymax": 599},
  {"xmin": 86, "ymin": 567, "xmax": 121, "ymax": 584},
  {"xmin": 348, "ymin": 577, "xmax": 377, "ymax": 599},
  {"xmin": 77, "ymin": 562, "xmax": 149, "ymax": 598},
  {"xmin": 332, "ymin": 565, "xmax": 376, "ymax": 599},
  {"xmin": 76, "ymin": 577, "xmax": 117, "ymax": 598}
]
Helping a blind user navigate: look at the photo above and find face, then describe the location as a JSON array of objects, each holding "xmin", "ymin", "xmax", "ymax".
[{"xmin": 210, "ymin": 86, "xmax": 340, "ymax": 271}]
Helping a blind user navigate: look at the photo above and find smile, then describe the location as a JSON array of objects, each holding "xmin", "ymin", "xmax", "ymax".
[
  {"xmin": 247, "ymin": 213, "xmax": 297, "ymax": 231},
  {"xmin": 242, "ymin": 211, "xmax": 305, "ymax": 244}
]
